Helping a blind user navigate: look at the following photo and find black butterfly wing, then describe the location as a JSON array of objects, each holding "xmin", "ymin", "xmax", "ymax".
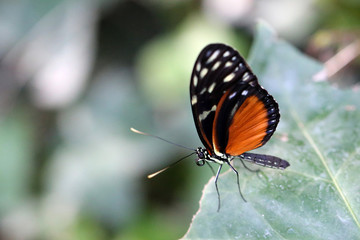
[
  {"xmin": 190, "ymin": 43, "xmax": 258, "ymax": 153},
  {"xmin": 190, "ymin": 43, "xmax": 280, "ymax": 156}
]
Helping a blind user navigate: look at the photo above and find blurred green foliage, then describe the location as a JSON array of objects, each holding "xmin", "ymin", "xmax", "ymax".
[{"xmin": 0, "ymin": 0, "xmax": 359, "ymax": 239}]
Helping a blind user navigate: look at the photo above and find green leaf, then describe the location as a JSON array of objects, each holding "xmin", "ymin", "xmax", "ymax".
[{"xmin": 182, "ymin": 21, "xmax": 360, "ymax": 240}]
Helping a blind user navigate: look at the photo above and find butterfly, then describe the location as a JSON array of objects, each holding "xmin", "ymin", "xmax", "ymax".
[
  {"xmin": 132, "ymin": 43, "xmax": 290, "ymax": 211},
  {"xmin": 190, "ymin": 43, "xmax": 290, "ymax": 210}
]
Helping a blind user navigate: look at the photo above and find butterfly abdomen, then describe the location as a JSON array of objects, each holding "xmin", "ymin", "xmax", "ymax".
[{"xmin": 240, "ymin": 152, "xmax": 290, "ymax": 169}]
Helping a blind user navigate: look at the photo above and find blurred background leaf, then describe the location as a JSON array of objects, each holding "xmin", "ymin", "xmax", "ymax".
[
  {"xmin": 0, "ymin": 0, "xmax": 359, "ymax": 239},
  {"xmin": 183, "ymin": 22, "xmax": 360, "ymax": 240}
]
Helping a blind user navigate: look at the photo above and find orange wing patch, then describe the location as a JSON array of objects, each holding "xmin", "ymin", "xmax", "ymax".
[{"xmin": 225, "ymin": 95, "xmax": 269, "ymax": 156}]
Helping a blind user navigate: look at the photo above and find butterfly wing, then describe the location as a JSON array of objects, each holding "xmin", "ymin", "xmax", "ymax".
[
  {"xmin": 190, "ymin": 43, "xmax": 258, "ymax": 153},
  {"xmin": 212, "ymin": 82, "xmax": 280, "ymax": 156}
]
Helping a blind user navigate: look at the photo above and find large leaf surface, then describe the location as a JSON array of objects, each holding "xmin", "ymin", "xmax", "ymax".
[{"xmin": 183, "ymin": 22, "xmax": 360, "ymax": 239}]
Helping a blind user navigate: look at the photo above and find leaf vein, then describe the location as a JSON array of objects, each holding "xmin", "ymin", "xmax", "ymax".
[
  {"xmin": 335, "ymin": 147, "xmax": 360, "ymax": 178},
  {"xmin": 289, "ymin": 108, "xmax": 360, "ymax": 229}
]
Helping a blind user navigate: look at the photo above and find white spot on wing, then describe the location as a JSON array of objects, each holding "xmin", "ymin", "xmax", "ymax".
[
  {"xmin": 242, "ymin": 90, "xmax": 248, "ymax": 96},
  {"xmin": 212, "ymin": 61, "xmax": 221, "ymax": 71},
  {"xmin": 229, "ymin": 92, "xmax": 237, "ymax": 99},
  {"xmin": 196, "ymin": 62, "xmax": 201, "ymax": 72},
  {"xmin": 193, "ymin": 75, "xmax": 198, "ymax": 86},
  {"xmin": 243, "ymin": 72, "xmax": 250, "ymax": 81},
  {"xmin": 200, "ymin": 68, "xmax": 208, "ymax": 78},
  {"xmin": 199, "ymin": 105, "xmax": 217, "ymax": 121},
  {"xmin": 249, "ymin": 81, "xmax": 256, "ymax": 87},
  {"xmin": 224, "ymin": 73, "xmax": 235, "ymax": 82},
  {"xmin": 200, "ymin": 88, "xmax": 207, "ymax": 95},
  {"xmin": 191, "ymin": 95, "xmax": 198, "ymax": 105},
  {"xmin": 207, "ymin": 50, "xmax": 220, "ymax": 63},
  {"xmin": 208, "ymin": 82, "xmax": 216, "ymax": 93},
  {"xmin": 225, "ymin": 61, "xmax": 233, "ymax": 68},
  {"xmin": 223, "ymin": 51, "xmax": 230, "ymax": 57}
]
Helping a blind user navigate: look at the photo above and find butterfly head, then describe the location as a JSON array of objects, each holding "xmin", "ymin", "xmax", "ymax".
[
  {"xmin": 195, "ymin": 146, "xmax": 230, "ymax": 167},
  {"xmin": 195, "ymin": 147, "xmax": 209, "ymax": 166}
]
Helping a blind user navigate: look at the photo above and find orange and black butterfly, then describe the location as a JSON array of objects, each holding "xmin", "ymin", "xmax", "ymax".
[
  {"xmin": 190, "ymin": 43, "xmax": 289, "ymax": 209},
  {"xmin": 132, "ymin": 43, "xmax": 289, "ymax": 211}
]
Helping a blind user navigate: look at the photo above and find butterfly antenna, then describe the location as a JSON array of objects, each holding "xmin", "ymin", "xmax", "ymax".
[
  {"xmin": 147, "ymin": 152, "xmax": 196, "ymax": 178},
  {"xmin": 130, "ymin": 128, "xmax": 195, "ymax": 151}
]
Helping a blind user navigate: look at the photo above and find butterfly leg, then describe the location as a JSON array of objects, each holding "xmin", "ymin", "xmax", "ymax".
[
  {"xmin": 239, "ymin": 158, "xmax": 260, "ymax": 173},
  {"xmin": 226, "ymin": 161, "xmax": 247, "ymax": 203},
  {"xmin": 240, "ymin": 158, "xmax": 263, "ymax": 180},
  {"xmin": 214, "ymin": 164, "xmax": 223, "ymax": 212}
]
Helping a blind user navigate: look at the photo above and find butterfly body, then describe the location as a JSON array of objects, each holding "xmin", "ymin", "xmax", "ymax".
[{"xmin": 190, "ymin": 43, "xmax": 289, "ymax": 210}]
